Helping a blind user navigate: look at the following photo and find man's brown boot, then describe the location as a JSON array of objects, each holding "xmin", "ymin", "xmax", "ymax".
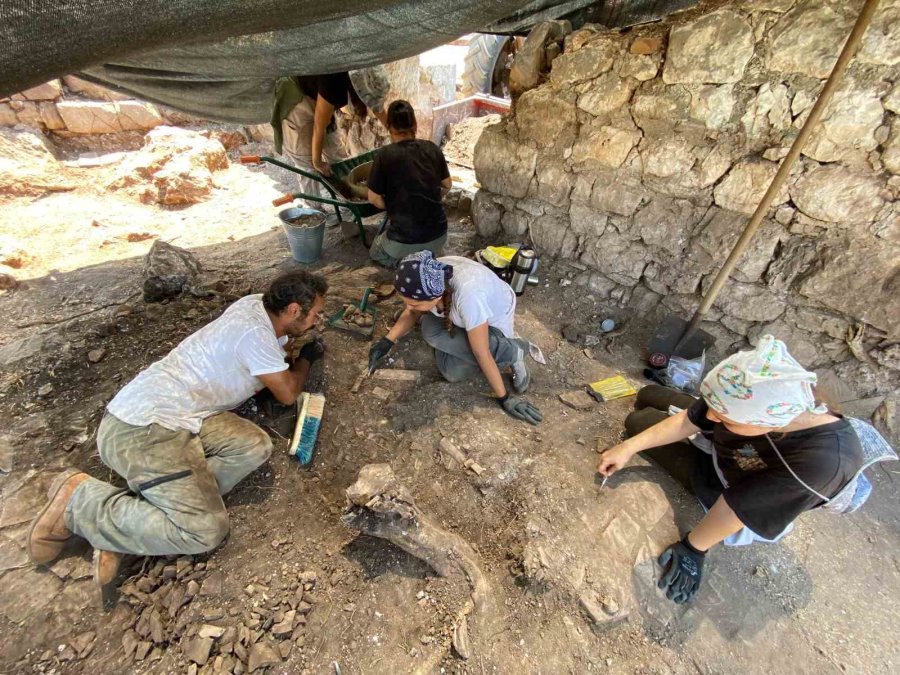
[
  {"xmin": 93, "ymin": 549, "xmax": 123, "ymax": 609},
  {"xmin": 26, "ymin": 468, "xmax": 90, "ymax": 565}
]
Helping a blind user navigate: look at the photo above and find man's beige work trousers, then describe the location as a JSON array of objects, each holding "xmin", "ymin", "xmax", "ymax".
[{"xmin": 65, "ymin": 412, "xmax": 271, "ymax": 556}]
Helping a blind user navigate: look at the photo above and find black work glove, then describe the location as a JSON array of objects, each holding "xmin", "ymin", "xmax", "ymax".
[
  {"xmin": 368, "ymin": 337, "xmax": 394, "ymax": 373},
  {"xmin": 298, "ymin": 337, "xmax": 326, "ymax": 364},
  {"xmin": 657, "ymin": 534, "xmax": 706, "ymax": 604},
  {"xmin": 498, "ymin": 394, "xmax": 543, "ymax": 426}
]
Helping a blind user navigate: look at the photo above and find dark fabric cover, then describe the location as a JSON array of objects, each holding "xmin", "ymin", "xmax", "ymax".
[{"xmin": 1, "ymin": 0, "xmax": 695, "ymax": 122}]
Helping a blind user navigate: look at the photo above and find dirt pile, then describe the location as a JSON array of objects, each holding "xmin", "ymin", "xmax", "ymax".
[
  {"xmin": 106, "ymin": 126, "xmax": 228, "ymax": 205},
  {"xmin": 442, "ymin": 114, "xmax": 501, "ymax": 168}
]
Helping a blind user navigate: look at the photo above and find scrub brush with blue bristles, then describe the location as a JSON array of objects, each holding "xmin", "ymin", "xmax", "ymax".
[{"xmin": 290, "ymin": 393, "xmax": 325, "ymax": 465}]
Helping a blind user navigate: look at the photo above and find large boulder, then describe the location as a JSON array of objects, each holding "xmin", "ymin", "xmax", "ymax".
[
  {"xmin": 766, "ymin": 1, "xmax": 857, "ymax": 78},
  {"xmin": 56, "ymin": 100, "xmax": 164, "ymax": 134},
  {"xmin": 663, "ymin": 9, "xmax": 754, "ymax": 84},
  {"xmin": 791, "ymin": 165, "xmax": 886, "ymax": 223},
  {"xmin": 798, "ymin": 233, "xmax": 900, "ymax": 335},
  {"xmin": 142, "ymin": 240, "xmax": 203, "ymax": 302},
  {"xmin": 473, "ymin": 124, "xmax": 537, "ymax": 199},
  {"xmin": 0, "ymin": 127, "xmax": 68, "ymax": 196},
  {"xmin": 106, "ymin": 126, "xmax": 228, "ymax": 205}
]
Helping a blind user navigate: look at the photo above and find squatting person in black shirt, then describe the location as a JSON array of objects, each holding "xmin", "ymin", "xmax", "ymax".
[
  {"xmin": 598, "ymin": 336, "xmax": 864, "ymax": 604},
  {"xmin": 366, "ymin": 100, "xmax": 452, "ymax": 267}
]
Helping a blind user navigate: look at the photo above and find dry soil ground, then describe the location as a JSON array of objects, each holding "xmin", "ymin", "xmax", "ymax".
[{"xmin": 0, "ymin": 140, "xmax": 898, "ymax": 675}]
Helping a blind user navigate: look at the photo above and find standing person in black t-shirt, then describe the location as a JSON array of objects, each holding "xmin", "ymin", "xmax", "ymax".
[
  {"xmin": 366, "ymin": 100, "xmax": 452, "ymax": 267},
  {"xmin": 271, "ymin": 70, "xmax": 389, "ymax": 207},
  {"xmin": 597, "ymin": 336, "xmax": 863, "ymax": 604}
]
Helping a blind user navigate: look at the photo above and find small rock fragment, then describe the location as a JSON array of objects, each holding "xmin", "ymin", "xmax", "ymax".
[
  {"xmin": 87, "ymin": 348, "xmax": 107, "ymax": 363},
  {"xmin": 183, "ymin": 636, "xmax": 214, "ymax": 665},
  {"xmin": 134, "ymin": 641, "xmax": 152, "ymax": 661},
  {"xmin": 38, "ymin": 383, "xmax": 53, "ymax": 397},
  {"xmin": 198, "ymin": 624, "xmax": 226, "ymax": 639},
  {"xmin": 558, "ymin": 390, "xmax": 595, "ymax": 411},
  {"xmin": 247, "ymin": 640, "xmax": 282, "ymax": 672}
]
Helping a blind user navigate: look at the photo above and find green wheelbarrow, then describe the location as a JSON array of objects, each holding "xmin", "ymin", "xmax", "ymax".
[{"xmin": 240, "ymin": 150, "xmax": 387, "ymax": 247}]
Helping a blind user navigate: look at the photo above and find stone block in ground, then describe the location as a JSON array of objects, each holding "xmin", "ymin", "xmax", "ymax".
[
  {"xmin": 0, "ymin": 566, "xmax": 63, "ymax": 623},
  {"xmin": 473, "ymin": 124, "xmax": 536, "ymax": 199},
  {"xmin": 616, "ymin": 51, "xmax": 660, "ymax": 82},
  {"xmin": 559, "ymin": 390, "xmax": 594, "ymax": 410},
  {"xmin": 798, "ymin": 233, "xmax": 900, "ymax": 335},
  {"xmin": 663, "ymin": 9, "xmax": 754, "ymax": 84},
  {"xmin": 142, "ymin": 240, "xmax": 202, "ymax": 302},
  {"xmin": 791, "ymin": 165, "xmax": 886, "ymax": 224},
  {"xmin": 56, "ymin": 100, "xmax": 164, "ymax": 134}
]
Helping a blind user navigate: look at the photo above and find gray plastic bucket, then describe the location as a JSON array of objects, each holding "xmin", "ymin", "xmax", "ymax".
[{"xmin": 279, "ymin": 207, "xmax": 326, "ymax": 263}]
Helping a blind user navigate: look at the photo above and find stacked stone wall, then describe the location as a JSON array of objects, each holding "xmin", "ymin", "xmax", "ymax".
[{"xmin": 473, "ymin": 0, "xmax": 900, "ymax": 408}]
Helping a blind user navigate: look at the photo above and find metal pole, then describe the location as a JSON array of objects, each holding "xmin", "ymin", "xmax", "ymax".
[{"xmin": 674, "ymin": 0, "xmax": 882, "ymax": 351}]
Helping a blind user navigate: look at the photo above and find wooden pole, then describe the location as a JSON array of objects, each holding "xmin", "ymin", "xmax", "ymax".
[{"xmin": 675, "ymin": 0, "xmax": 882, "ymax": 351}]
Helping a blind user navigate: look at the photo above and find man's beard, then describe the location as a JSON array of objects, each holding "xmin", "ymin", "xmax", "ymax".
[{"xmin": 285, "ymin": 319, "xmax": 308, "ymax": 337}]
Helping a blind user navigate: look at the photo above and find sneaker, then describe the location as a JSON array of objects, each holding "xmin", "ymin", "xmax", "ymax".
[{"xmin": 511, "ymin": 341, "xmax": 530, "ymax": 394}]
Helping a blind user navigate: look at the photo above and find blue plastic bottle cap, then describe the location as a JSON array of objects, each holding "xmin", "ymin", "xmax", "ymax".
[{"xmin": 600, "ymin": 319, "xmax": 616, "ymax": 332}]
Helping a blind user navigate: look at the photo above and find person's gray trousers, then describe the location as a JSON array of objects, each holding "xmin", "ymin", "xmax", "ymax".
[
  {"xmin": 420, "ymin": 314, "xmax": 521, "ymax": 382},
  {"xmin": 65, "ymin": 411, "xmax": 272, "ymax": 556}
]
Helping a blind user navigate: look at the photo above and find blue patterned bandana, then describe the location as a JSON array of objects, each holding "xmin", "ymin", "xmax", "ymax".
[{"xmin": 394, "ymin": 251, "xmax": 453, "ymax": 300}]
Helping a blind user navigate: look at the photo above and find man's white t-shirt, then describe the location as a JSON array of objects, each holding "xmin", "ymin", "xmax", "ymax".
[
  {"xmin": 107, "ymin": 295, "xmax": 288, "ymax": 433},
  {"xmin": 430, "ymin": 256, "xmax": 516, "ymax": 337}
]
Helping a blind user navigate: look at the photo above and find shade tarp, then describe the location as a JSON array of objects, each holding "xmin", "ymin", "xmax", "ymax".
[{"xmin": 1, "ymin": 0, "xmax": 693, "ymax": 123}]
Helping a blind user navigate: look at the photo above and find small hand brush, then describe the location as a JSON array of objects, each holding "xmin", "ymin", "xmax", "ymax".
[{"xmin": 290, "ymin": 393, "xmax": 325, "ymax": 465}]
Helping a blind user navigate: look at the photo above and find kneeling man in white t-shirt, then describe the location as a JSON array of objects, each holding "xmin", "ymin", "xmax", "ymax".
[{"xmin": 27, "ymin": 270, "xmax": 328, "ymax": 594}]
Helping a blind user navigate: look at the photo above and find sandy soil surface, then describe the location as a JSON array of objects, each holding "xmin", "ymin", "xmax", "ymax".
[{"xmin": 0, "ymin": 138, "xmax": 898, "ymax": 675}]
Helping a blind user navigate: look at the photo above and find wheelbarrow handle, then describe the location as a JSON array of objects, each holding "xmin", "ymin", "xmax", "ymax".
[
  {"xmin": 272, "ymin": 194, "xmax": 294, "ymax": 207},
  {"xmin": 240, "ymin": 155, "xmax": 261, "ymax": 164}
]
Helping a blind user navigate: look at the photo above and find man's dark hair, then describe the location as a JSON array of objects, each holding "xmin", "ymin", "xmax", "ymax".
[
  {"xmin": 262, "ymin": 270, "xmax": 328, "ymax": 315},
  {"xmin": 387, "ymin": 100, "xmax": 416, "ymax": 132}
]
